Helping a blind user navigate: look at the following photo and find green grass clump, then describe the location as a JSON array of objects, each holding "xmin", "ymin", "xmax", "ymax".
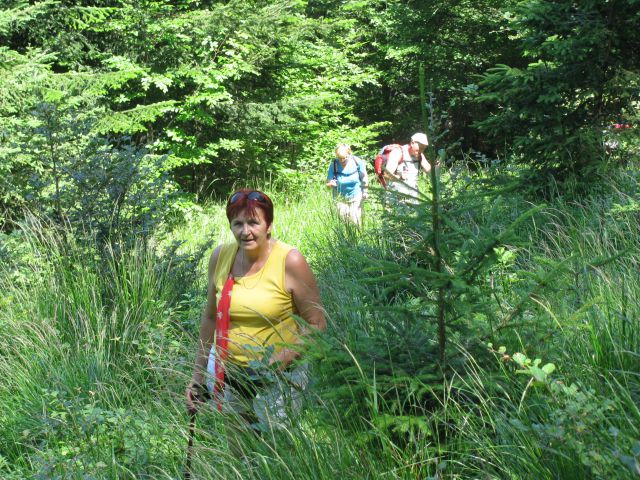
[{"xmin": 1, "ymin": 172, "xmax": 639, "ymax": 478}]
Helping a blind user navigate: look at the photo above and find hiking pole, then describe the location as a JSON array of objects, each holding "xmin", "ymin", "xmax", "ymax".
[
  {"xmin": 184, "ymin": 410, "xmax": 196, "ymax": 480},
  {"xmin": 184, "ymin": 384, "xmax": 210, "ymax": 480}
]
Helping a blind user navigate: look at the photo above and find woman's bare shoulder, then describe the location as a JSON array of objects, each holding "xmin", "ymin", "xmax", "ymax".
[{"xmin": 284, "ymin": 248, "xmax": 313, "ymax": 279}]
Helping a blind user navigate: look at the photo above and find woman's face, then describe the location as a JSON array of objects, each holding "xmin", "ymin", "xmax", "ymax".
[
  {"xmin": 230, "ymin": 207, "xmax": 272, "ymax": 251},
  {"xmin": 336, "ymin": 146, "xmax": 350, "ymax": 162}
]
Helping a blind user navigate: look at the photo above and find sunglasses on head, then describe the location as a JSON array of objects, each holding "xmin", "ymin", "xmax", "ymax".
[{"xmin": 228, "ymin": 191, "xmax": 268, "ymax": 205}]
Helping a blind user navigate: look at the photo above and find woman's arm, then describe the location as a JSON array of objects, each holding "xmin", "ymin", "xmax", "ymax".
[
  {"xmin": 186, "ymin": 245, "xmax": 221, "ymax": 411},
  {"xmin": 326, "ymin": 161, "xmax": 337, "ymax": 188},
  {"xmin": 271, "ymin": 249, "xmax": 326, "ymax": 370}
]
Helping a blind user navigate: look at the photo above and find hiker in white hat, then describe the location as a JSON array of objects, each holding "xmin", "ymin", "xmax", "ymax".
[{"xmin": 383, "ymin": 132, "xmax": 434, "ymax": 204}]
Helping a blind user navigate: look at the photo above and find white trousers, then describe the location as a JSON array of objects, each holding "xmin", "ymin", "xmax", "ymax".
[
  {"xmin": 206, "ymin": 348, "xmax": 308, "ymax": 429},
  {"xmin": 336, "ymin": 194, "xmax": 363, "ymax": 226}
]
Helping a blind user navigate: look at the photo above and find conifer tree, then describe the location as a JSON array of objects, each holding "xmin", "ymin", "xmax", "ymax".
[{"xmin": 476, "ymin": 0, "xmax": 640, "ymax": 181}]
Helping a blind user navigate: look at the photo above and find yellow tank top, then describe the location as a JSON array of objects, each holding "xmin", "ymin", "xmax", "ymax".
[{"xmin": 214, "ymin": 240, "xmax": 298, "ymax": 367}]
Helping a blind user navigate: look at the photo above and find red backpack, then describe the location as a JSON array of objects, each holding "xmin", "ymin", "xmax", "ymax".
[{"xmin": 373, "ymin": 144, "xmax": 402, "ymax": 188}]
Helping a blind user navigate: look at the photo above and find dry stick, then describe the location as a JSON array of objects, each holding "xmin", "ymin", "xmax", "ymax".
[
  {"xmin": 432, "ymin": 151, "xmax": 446, "ymax": 365},
  {"xmin": 419, "ymin": 64, "xmax": 446, "ymax": 365}
]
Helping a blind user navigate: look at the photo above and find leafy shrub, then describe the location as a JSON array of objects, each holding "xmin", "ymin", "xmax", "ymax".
[{"xmin": 5, "ymin": 93, "xmax": 179, "ymax": 248}]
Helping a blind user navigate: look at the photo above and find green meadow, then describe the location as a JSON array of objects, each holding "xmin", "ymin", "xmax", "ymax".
[
  {"xmin": 2, "ymin": 2, "xmax": 639, "ymax": 476},
  {"xmin": 1, "ymin": 168, "xmax": 638, "ymax": 479}
]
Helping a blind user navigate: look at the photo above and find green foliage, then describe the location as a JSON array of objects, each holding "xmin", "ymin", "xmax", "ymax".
[
  {"xmin": 311, "ymin": 164, "xmax": 640, "ymax": 473},
  {"xmin": 95, "ymin": 100, "xmax": 179, "ymax": 135},
  {"xmin": 485, "ymin": 347, "xmax": 640, "ymax": 478},
  {"xmin": 2, "ymin": 0, "xmax": 389, "ymax": 204},
  {"xmin": 3, "ymin": 0, "xmax": 639, "ymax": 203},
  {"xmin": 0, "ymin": 233, "xmax": 176, "ymax": 474},
  {"xmin": 314, "ymin": 0, "xmax": 520, "ymax": 151},
  {"xmin": 476, "ymin": 0, "xmax": 640, "ymax": 180},
  {"xmin": 0, "ymin": 1, "xmax": 59, "ymax": 38},
  {"xmin": 3, "ymin": 0, "xmax": 640, "ymax": 477},
  {"xmin": 1, "ymin": 89, "xmax": 178, "ymax": 245},
  {"xmin": 1, "ymin": 168, "xmax": 640, "ymax": 478},
  {"xmin": 23, "ymin": 392, "xmax": 182, "ymax": 478}
]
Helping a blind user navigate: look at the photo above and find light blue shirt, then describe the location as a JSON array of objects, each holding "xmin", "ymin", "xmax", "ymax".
[{"xmin": 327, "ymin": 156, "xmax": 365, "ymax": 200}]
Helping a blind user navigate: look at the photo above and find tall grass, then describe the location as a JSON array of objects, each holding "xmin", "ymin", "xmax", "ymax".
[
  {"xmin": 0, "ymin": 218, "xmax": 190, "ymax": 477},
  {"xmin": 430, "ymin": 174, "xmax": 640, "ymax": 479},
  {"xmin": 1, "ymin": 174, "xmax": 639, "ymax": 478}
]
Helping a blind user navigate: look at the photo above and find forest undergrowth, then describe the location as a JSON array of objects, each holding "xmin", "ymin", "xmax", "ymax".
[{"xmin": 0, "ymin": 167, "xmax": 639, "ymax": 479}]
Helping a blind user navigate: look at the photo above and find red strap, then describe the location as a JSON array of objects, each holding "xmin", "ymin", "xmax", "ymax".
[{"xmin": 214, "ymin": 273, "xmax": 234, "ymax": 411}]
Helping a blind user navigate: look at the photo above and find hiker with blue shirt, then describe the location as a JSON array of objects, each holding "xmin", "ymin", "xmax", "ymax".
[{"xmin": 325, "ymin": 143, "xmax": 368, "ymax": 226}]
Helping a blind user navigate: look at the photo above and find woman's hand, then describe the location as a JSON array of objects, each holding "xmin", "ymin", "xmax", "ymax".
[
  {"xmin": 269, "ymin": 348, "xmax": 300, "ymax": 372},
  {"xmin": 326, "ymin": 179, "xmax": 337, "ymax": 188},
  {"xmin": 186, "ymin": 375, "xmax": 209, "ymax": 415}
]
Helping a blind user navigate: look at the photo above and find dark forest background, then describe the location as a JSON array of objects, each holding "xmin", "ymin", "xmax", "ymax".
[{"xmin": 2, "ymin": 0, "xmax": 639, "ymax": 229}]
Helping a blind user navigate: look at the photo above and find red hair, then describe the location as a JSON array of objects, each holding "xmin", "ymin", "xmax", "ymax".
[{"xmin": 225, "ymin": 189, "xmax": 274, "ymax": 225}]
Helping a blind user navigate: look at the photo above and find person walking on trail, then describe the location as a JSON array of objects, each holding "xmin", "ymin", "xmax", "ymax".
[
  {"xmin": 326, "ymin": 143, "xmax": 369, "ymax": 226},
  {"xmin": 384, "ymin": 132, "xmax": 432, "ymax": 204},
  {"xmin": 185, "ymin": 189, "xmax": 326, "ymax": 443}
]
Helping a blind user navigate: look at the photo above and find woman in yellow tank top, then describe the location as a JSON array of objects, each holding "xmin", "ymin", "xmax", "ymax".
[{"xmin": 186, "ymin": 189, "xmax": 326, "ymax": 427}]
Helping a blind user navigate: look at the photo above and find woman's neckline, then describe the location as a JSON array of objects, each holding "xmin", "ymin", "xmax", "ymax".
[
  {"xmin": 234, "ymin": 239, "xmax": 278, "ymax": 280},
  {"xmin": 339, "ymin": 156, "xmax": 353, "ymax": 168}
]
